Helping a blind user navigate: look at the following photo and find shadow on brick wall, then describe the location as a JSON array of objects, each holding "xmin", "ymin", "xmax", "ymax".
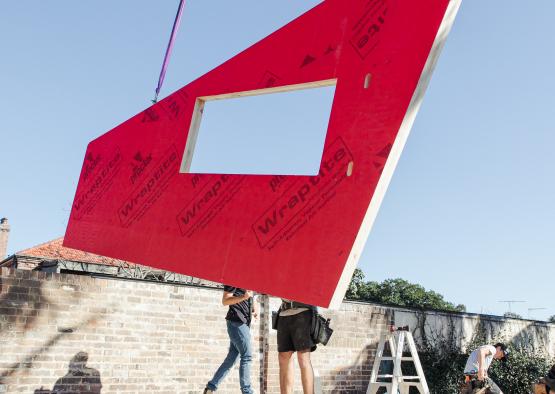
[
  {"xmin": 329, "ymin": 343, "xmax": 396, "ymax": 394},
  {"xmin": 0, "ymin": 314, "xmax": 102, "ymax": 384},
  {"xmin": 330, "ymin": 344, "xmax": 375, "ymax": 394},
  {"xmin": 33, "ymin": 351, "xmax": 102, "ymax": 394},
  {"xmin": 0, "ymin": 274, "xmax": 50, "ymax": 332}
]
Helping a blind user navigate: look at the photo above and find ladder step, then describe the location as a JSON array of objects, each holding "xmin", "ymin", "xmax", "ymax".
[{"xmin": 368, "ymin": 330, "xmax": 429, "ymax": 394}]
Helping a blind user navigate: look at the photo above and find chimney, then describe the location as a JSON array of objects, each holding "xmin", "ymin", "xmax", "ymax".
[{"xmin": 0, "ymin": 218, "xmax": 10, "ymax": 259}]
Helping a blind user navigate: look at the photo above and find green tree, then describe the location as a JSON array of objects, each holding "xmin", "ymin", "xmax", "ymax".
[
  {"xmin": 346, "ymin": 269, "xmax": 466, "ymax": 312},
  {"xmin": 489, "ymin": 343, "xmax": 552, "ymax": 394},
  {"xmin": 345, "ymin": 268, "xmax": 365, "ymax": 300},
  {"xmin": 548, "ymin": 315, "xmax": 555, "ymax": 323}
]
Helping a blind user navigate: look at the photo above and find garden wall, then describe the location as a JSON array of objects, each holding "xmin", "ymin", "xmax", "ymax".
[{"xmin": 1, "ymin": 268, "xmax": 553, "ymax": 393}]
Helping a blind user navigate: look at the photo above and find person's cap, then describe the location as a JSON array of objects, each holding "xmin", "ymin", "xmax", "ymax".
[{"xmin": 494, "ymin": 342, "xmax": 509, "ymax": 361}]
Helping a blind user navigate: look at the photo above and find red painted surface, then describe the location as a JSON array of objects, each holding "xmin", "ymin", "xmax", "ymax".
[{"xmin": 65, "ymin": 0, "xmax": 451, "ymax": 307}]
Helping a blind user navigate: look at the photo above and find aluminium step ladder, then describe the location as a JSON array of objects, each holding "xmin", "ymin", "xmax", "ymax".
[{"xmin": 367, "ymin": 326, "xmax": 430, "ymax": 394}]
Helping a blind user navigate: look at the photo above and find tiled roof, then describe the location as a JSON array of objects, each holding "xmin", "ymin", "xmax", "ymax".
[
  {"xmin": 12, "ymin": 237, "xmax": 218, "ymax": 287},
  {"xmin": 17, "ymin": 237, "xmax": 128, "ymax": 267}
]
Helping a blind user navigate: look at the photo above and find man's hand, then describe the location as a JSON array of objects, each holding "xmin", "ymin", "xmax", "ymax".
[
  {"xmin": 477, "ymin": 369, "xmax": 486, "ymax": 381},
  {"xmin": 247, "ymin": 291, "xmax": 258, "ymax": 319}
]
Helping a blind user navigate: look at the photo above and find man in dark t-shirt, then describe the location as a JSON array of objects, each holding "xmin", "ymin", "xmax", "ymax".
[{"xmin": 204, "ymin": 286, "xmax": 256, "ymax": 394}]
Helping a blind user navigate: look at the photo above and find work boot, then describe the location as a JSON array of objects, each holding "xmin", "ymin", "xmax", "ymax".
[{"xmin": 203, "ymin": 388, "xmax": 214, "ymax": 394}]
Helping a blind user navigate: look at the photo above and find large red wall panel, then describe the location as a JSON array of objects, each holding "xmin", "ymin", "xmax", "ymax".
[{"xmin": 65, "ymin": 0, "xmax": 461, "ymax": 308}]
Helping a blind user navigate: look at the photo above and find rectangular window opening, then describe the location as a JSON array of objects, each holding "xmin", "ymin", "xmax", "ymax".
[{"xmin": 181, "ymin": 80, "xmax": 337, "ymax": 176}]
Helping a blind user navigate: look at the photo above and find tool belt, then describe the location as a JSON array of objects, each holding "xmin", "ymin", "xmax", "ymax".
[
  {"xmin": 464, "ymin": 374, "xmax": 487, "ymax": 390},
  {"xmin": 280, "ymin": 300, "xmax": 314, "ymax": 311},
  {"xmin": 272, "ymin": 301, "xmax": 312, "ymax": 330}
]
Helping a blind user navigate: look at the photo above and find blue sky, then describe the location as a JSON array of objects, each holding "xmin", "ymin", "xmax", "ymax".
[
  {"xmin": 1, "ymin": 1, "xmax": 553, "ymax": 320},
  {"xmin": 190, "ymin": 85, "xmax": 336, "ymax": 175}
]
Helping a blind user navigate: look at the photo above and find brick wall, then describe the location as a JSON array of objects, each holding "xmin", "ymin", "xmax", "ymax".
[
  {"xmin": 0, "ymin": 268, "xmax": 263, "ymax": 393},
  {"xmin": 1, "ymin": 268, "xmax": 554, "ymax": 393}
]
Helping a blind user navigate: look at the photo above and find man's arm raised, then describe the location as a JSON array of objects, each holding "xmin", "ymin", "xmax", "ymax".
[
  {"xmin": 222, "ymin": 290, "xmax": 253, "ymax": 306},
  {"xmin": 477, "ymin": 346, "xmax": 493, "ymax": 381}
]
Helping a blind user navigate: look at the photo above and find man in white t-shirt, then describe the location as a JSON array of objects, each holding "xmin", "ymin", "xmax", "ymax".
[{"xmin": 462, "ymin": 343, "xmax": 508, "ymax": 394}]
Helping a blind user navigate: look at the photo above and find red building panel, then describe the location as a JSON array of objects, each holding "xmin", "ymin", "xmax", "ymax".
[{"xmin": 65, "ymin": 0, "xmax": 461, "ymax": 308}]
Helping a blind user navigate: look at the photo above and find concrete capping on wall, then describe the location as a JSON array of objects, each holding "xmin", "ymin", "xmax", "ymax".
[
  {"xmin": 337, "ymin": 299, "xmax": 555, "ymax": 356},
  {"xmin": 345, "ymin": 299, "xmax": 552, "ymax": 326}
]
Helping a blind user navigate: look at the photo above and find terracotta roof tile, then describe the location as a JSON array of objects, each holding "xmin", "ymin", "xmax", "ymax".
[{"xmin": 17, "ymin": 237, "xmax": 129, "ymax": 267}]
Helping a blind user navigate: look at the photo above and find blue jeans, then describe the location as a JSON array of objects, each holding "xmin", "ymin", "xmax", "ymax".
[{"xmin": 207, "ymin": 320, "xmax": 253, "ymax": 394}]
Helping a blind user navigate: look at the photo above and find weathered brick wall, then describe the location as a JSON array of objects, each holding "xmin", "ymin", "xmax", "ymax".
[
  {"xmin": 0, "ymin": 268, "xmax": 263, "ymax": 393},
  {"xmin": 1, "ymin": 268, "xmax": 554, "ymax": 393}
]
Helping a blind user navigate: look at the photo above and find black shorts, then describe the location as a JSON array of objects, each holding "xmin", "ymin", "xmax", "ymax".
[{"xmin": 277, "ymin": 310, "xmax": 316, "ymax": 353}]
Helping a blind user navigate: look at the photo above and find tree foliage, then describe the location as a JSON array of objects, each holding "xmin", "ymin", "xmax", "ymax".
[
  {"xmin": 346, "ymin": 268, "xmax": 466, "ymax": 312},
  {"xmin": 489, "ymin": 343, "xmax": 552, "ymax": 394},
  {"xmin": 420, "ymin": 339, "xmax": 553, "ymax": 394},
  {"xmin": 548, "ymin": 315, "xmax": 555, "ymax": 323},
  {"xmin": 417, "ymin": 324, "xmax": 554, "ymax": 394},
  {"xmin": 417, "ymin": 334, "xmax": 468, "ymax": 393}
]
